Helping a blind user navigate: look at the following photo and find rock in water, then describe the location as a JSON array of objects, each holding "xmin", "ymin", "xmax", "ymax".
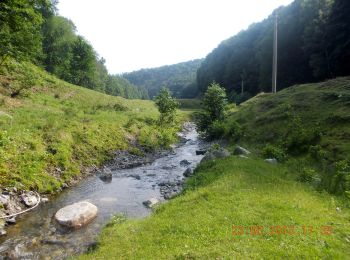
[
  {"xmin": 21, "ymin": 191, "xmax": 38, "ymax": 207},
  {"xmin": 142, "ymin": 198, "xmax": 159, "ymax": 208},
  {"xmin": 180, "ymin": 160, "xmax": 191, "ymax": 166},
  {"xmin": 233, "ymin": 146, "xmax": 251, "ymax": 155},
  {"xmin": 196, "ymin": 150, "xmax": 207, "ymax": 155},
  {"xmin": 55, "ymin": 201, "xmax": 98, "ymax": 228},
  {"xmin": 99, "ymin": 172, "xmax": 112, "ymax": 183},
  {"xmin": 183, "ymin": 168, "xmax": 193, "ymax": 177}
]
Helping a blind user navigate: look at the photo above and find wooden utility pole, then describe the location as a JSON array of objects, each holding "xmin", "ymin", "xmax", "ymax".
[
  {"xmin": 240, "ymin": 69, "xmax": 246, "ymax": 95},
  {"xmin": 272, "ymin": 13, "xmax": 278, "ymax": 93}
]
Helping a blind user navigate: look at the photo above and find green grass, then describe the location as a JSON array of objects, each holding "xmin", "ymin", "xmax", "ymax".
[
  {"xmin": 230, "ymin": 77, "xmax": 350, "ymax": 163},
  {"xmin": 79, "ymin": 78, "xmax": 350, "ymax": 259},
  {"xmin": 177, "ymin": 99, "xmax": 202, "ymax": 110},
  {"xmin": 81, "ymin": 156, "xmax": 350, "ymax": 259},
  {"xmin": 0, "ymin": 61, "xmax": 182, "ymax": 193}
]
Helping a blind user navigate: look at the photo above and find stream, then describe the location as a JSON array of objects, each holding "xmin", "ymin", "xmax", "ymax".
[{"xmin": 0, "ymin": 124, "xmax": 206, "ymax": 259}]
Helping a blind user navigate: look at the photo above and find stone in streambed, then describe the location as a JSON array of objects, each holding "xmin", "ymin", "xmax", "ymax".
[
  {"xmin": 196, "ymin": 150, "xmax": 207, "ymax": 155},
  {"xmin": 180, "ymin": 160, "xmax": 191, "ymax": 167},
  {"xmin": 55, "ymin": 201, "xmax": 98, "ymax": 228},
  {"xmin": 142, "ymin": 198, "xmax": 159, "ymax": 208},
  {"xmin": 21, "ymin": 191, "xmax": 38, "ymax": 207},
  {"xmin": 183, "ymin": 168, "xmax": 193, "ymax": 177}
]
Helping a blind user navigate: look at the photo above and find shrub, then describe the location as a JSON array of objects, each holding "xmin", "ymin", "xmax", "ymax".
[
  {"xmin": 154, "ymin": 88, "xmax": 178, "ymax": 125},
  {"xmin": 202, "ymin": 82, "xmax": 228, "ymax": 122},
  {"xmin": 224, "ymin": 120, "xmax": 242, "ymax": 141},
  {"xmin": 261, "ymin": 144, "xmax": 286, "ymax": 162},
  {"xmin": 298, "ymin": 167, "xmax": 320, "ymax": 186},
  {"xmin": 284, "ymin": 116, "xmax": 321, "ymax": 155},
  {"xmin": 206, "ymin": 120, "xmax": 226, "ymax": 139},
  {"xmin": 331, "ymin": 160, "xmax": 350, "ymax": 194}
]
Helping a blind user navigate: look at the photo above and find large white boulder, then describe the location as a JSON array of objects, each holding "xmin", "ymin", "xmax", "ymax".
[{"xmin": 55, "ymin": 201, "xmax": 98, "ymax": 228}]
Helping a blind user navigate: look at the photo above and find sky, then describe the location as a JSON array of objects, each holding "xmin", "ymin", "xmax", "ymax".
[{"xmin": 57, "ymin": 0, "xmax": 294, "ymax": 74}]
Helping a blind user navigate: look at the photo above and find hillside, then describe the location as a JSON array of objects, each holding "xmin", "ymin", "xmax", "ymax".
[
  {"xmin": 123, "ymin": 59, "xmax": 203, "ymax": 98},
  {"xmin": 81, "ymin": 78, "xmax": 350, "ymax": 259},
  {"xmin": 197, "ymin": 0, "xmax": 350, "ymax": 101},
  {"xmin": 0, "ymin": 61, "xmax": 179, "ymax": 193},
  {"xmin": 216, "ymin": 77, "xmax": 350, "ymax": 194}
]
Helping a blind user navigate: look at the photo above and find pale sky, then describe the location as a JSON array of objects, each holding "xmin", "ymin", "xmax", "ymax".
[{"xmin": 57, "ymin": 0, "xmax": 294, "ymax": 74}]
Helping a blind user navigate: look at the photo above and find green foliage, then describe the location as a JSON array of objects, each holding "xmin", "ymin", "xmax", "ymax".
[
  {"xmin": 0, "ymin": 0, "xmax": 45, "ymax": 66},
  {"xmin": 203, "ymin": 83, "xmax": 228, "ymax": 122},
  {"xmin": 223, "ymin": 119, "xmax": 242, "ymax": 141},
  {"xmin": 331, "ymin": 160, "xmax": 350, "ymax": 195},
  {"xmin": 261, "ymin": 144, "xmax": 287, "ymax": 162},
  {"xmin": 176, "ymin": 99, "xmax": 201, "ymax": 110},
  {"xmin": 124, "ymin": 59, "xmax": 203, "ymax": 98},
  {"xmin": 0, "ymin": 62, "xmax": 182, "ymax": 192},
  {"xmin": 154, "ymin": 88, "xmax": 179, "ymax": 125},
  {"xmin": 197, "ymin": 0, "xmax": 350, "ymax": 97},
  {"xmin": 284, "ymin": 116, "xmax": 322, "ymax": 155},
  {"xmin": 206, "ymin": 120, "xmax": 226, "ymax": 139},
  {"xmin": 297, "ymin": 167, "xmax": 320, "ymax": 185},
  {"xmin": 195, "ymin": 83, "xmax": 230, "ymax": 139},
  {"xmin": 0, "ymin": 0, "xmax": 146, "ymax": 100}
]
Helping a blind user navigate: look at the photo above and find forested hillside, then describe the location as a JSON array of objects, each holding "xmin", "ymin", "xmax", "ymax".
[
  {"xmin": 0, "ymin": 0, "xmax": 148, "ymax": 99},
  {"xmin": 124, "ymin": 59, "xmax": 203, "ymax": 98},
  {"xmin": 197, "ymin": 0, "xmax": 350, "ymax": 102}
]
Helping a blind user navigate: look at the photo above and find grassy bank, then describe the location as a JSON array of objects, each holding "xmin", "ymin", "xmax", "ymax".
[
  {"xmin": 80, "ymin": 78, "xmax": 350, "ymax": 259},
  {"xmin": 0, "ymin": 61, "xmax": 181, "ymax": 193},
  {"xmin": 230, "ymin": 77, "xmax": 350, "ymax": 163},
  {"xmin": 81, "ymin": 156, "xmax": 350, "ymax": 259},
  {"xmin": 200, "ymin": 78, "xmax": 350, "ymax": 195}
]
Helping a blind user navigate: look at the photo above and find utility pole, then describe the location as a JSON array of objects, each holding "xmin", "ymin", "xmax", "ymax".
[
  {"xmin": 240, "ymin": 69, "xmax": 246, "ymax": 95},
  {"xmin": 272, "ymin": 13, "xmax": 278, "ymax": 93}
]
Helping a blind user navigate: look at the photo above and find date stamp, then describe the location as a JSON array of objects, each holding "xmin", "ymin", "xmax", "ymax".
[{"xmin": 232, "ymin": 225, "xmax": 333, "ymax": 236}]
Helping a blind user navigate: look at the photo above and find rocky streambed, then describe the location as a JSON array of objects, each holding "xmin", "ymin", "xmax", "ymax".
[{"xmin": 0, "ymin": 122, "xmax": 209, "ymax": 259}]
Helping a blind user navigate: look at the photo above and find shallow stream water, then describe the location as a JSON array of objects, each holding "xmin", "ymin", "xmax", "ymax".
[{"xmin": 0, "ymin": 125, "xmax": 205, "ymax": 259}]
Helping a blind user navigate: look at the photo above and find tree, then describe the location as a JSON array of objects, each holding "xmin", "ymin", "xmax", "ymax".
[
  {"xmin": 154, "ymin": 88, "xmax": 179, "ymax": 125},
  {"xmin": 203, "ymin": 83, "xmax": 228, "ymax": 122},
  {"xmin": 0, "ymin": 0, "xmax": 44, "ymax": 66},
  {"xmin": 194, "ymin": 82, "xmax": 228, "ymax": 139},
  {"xmin": 42, "ymin": 16, "xmax": 77, "ymax": 77},
  {"xmin": 69, "ymin": 36, "xmax": 97, "ymax": 88}
]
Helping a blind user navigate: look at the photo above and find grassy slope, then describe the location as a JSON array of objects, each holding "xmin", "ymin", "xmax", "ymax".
[
  {"xmin": 81, "ymin": 78, "xmax": 350, "ymax": 259},
  {"xmin": 233, "ymin": 77, "xmax": 350, "ymax": 162},
  {"xmin": 0, "ymin": 62, "xmax": 180, "ymax": 193},
  {"xmin": 82, "ymin": 157, "xmax": 350, "ymax": 259}
]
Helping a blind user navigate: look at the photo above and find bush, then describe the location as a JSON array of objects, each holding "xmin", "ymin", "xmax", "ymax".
[
  {"xmin": 298, "ymin": 168, "xmax": 320, "ymax": 186},
  {"xmin": 331, "ymin": 160, "xmax": 350, "ymax": 194},
  {"xmin": 261, "ymin": 144, "xmax": 286, "ymax": 162},
  {"xmin": 207, "ymin": 120, "xmax": 226, "ymax": 139},
  {"xmin": 224, "ymin": 120, "xmax": 242, "ymax": 141},
  {"xmin": 155, "ymin": 88, "xmax": 178, "ymax": 125},
  {"xmin": 203, "ymin": 82, "xmax": 228, "ymax": 122},
  {"xmin": 284, "ymin": 116, "xmax": 321, "ymax": 155}
]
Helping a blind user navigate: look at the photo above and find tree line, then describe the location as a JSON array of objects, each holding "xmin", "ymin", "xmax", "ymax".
[
  {"xmin": 123, "ymin": 59, "xmax": 202, "ymax": 99},
  {"xmin": 0, "ymin": 0, "xmax": 148, "ymax": 99},
  {"xmin": 197, "ymin": 0, "xmax": 350, "ymax": 103}
]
